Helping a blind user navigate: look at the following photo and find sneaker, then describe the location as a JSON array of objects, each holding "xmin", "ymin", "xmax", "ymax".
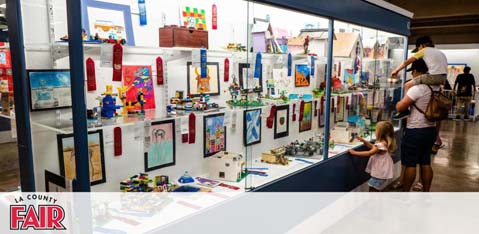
[{"xmin": 392, "ymin": 110, "xmax": 410, "ymax": 120}]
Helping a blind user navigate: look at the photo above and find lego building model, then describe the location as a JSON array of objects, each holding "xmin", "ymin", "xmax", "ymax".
[
  {"xmin": 285, "ymin": 139, "xmax": 319, "ymax": 157},
  {"xmin": 209, "ymin": 151, "xmax": 245, "ymax": 182},
  {"xmin": 261, "ymin": 146, "xmax": 289, "ymax": 165},
  {"xmin": 120, "ymin": 173, "xmax": 153, "ymax": 192}
]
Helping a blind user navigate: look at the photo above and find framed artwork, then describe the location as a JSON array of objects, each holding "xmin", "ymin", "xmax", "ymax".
[
  {"xmin": 243, "ymin": 109, "xmax": 262, "ymax": 146},
  {"xmin": 204, "ymin": 113, "xmax": 226, "ymax": 157},
  {"xmin": 187, "ymin": 62, "xmax": 220, "ymax": 97},
  {"xmin": 319, "ymin": 97, "xmax": 325, "ymax": 127},
  {"xmin": 145, "ymin": 119, "xmax": 176, "ymax": 172},
  {"xmin": 274, "ymin": 105, "xmax": 289, "ymax": 139},
  {"xmin": 299, "ymin": 101, "xmax": 313, "ymax": 132},
  {"xmin": 344, "ymin": 69, "xmax": 355, "ymax": 86},
  {"xmin": 57, "ymin": 130, "xmax": 106, "ymax": 186},
  {"xmin": 295, "ymin": 64, "xmax": 310, "ymax": 87},
  {"xmin": 27, "ymin": 69, "xmax": 72, "ymax": 111},
  {"xmin": 81, "ymin": 0, "xmax": 135, "ymax": 45},
  {"xmin": 181, "ymin": 6, "xmax": 207, "ymax": 30},
  {"xmin": 45, "ymin": 170, "xmax": 70, "ymax": 192},
  {"xmin": 123, "ymin": 65, "xmax": 156, "ymax": 110},
  {"xmin": 239, "ymin": 63, "xmax": 263, "ymax": 92},
  {"xmin": 336, "ymin": 97, "xmax": 345, "ymax": 122}
]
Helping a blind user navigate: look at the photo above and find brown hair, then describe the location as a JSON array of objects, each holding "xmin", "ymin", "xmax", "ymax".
[{"xmin": 375, "ymin": 121, "xmax": 396, "ymax": 153}]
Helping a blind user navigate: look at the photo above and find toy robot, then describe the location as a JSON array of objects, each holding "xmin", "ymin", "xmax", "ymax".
[{"xmin": 99, "ymin": 85, "xmax": 121, "ymax": 118}]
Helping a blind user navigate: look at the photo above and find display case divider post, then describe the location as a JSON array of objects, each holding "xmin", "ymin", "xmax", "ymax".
[
  {"xmin": 6, "ymin": 0, "xmax": 36, "ymax": 191},
  {"xmin": 66, "ymin": 0, "xmax": 91, "ymax": 192},
  {"xmin": 399, "ymin": 37, "xmax": 409, "ymax": 129},
  {"xmin": 323, "ymin": 19, "xmax": 334, "ymax": 161}
]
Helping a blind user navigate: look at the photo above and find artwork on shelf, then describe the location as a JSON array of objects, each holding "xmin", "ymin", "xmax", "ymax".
[
  {"xmin": 45, "ymin": 170, "xmax": 70, "ymax": 192},
  {"xmin": 187, "ymin": 62, "xmax": 220, "ymax": 97},
  {"xmin": 145, "ymin": 119, "xmax": 176, "ymax": 172},
  {"xmin": 274, "ymin": 105, "xmax": 290, "ymax": 139},
  {"xmin": 244, "ymin": 109, "xmax": 262, "ymax": 146},
  {"xmin": 299, "ymin": 101, "xmax": 312, "ymax": 132},
  {"xmin": 123, "ymin": 65, "xmax": 156, "ymax": 110},
  {"xmin": 336, "ymin": 96, "xmax": 345, "ymax": 122},
  {"xmin": 295, "ymin": 64, "xmax": 310, "ymax": 87},
  {"xmin": 181, "ymin": 6, "xmax": 207, "ymax": 30},
  {"xmin": 27, "ymin": 69, "xmax": 72, "ymax": 111},
  {"xmin": 239, "ymin": 63, "xmax": 263, "ymax": 91},
  {"xmin": 344, "ymin": 69, "xmax": 355, "ymax": 86},
  {"xmin": 204, "ymin": 113, "xmax": 226, "ymax": 157},
  {"xmin": 319, "ymin": 97, "xmax": 325, "ymax": 127},
  {"xmin": 81, "ymin": 0, "xmax": 135, "ymax": 45},
  {"xmin": 57, "ymin": 130, "xmax": 106, "ymax": 186}
]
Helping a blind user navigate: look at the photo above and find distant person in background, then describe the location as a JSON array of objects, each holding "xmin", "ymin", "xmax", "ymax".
[{"xmin": 454, "ymin": 66, "xmax": 476, "ymax": 120}]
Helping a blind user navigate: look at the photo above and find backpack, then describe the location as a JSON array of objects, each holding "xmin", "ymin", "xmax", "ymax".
[{"xmin": 413, "ymin": 85, "xmax": 452, "ymax": 122}]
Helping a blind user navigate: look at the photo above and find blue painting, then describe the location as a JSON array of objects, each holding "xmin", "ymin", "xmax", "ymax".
[
  {"xmin": 244, "ymin": 109, "xmax": 262, "ymax": 146},
  {"xmin": 28, "ymin": 70, "xmax": 72, "ymax": 111},
  {"xmin": 145, "ymin": 119, "xmax": 176, "ymax": 171},
  {"xmin": 204, "ymin": 113, "xmax": 226, "ymax": 157}
]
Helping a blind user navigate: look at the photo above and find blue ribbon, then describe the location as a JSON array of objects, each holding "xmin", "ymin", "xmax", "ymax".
[
  {"xmin": 200, "ymin": 48, "xmax": 207, "ymax": 78},
  {"xmin": 311, "ymin": 56, "xmax": 315, "ymax": 76},
  {"xmin": 138, "ymin": 0, "xmax": 147, "ymax": 26},
  {"xmin": 287, "ymin": 53, "xmax": 292, "ymax": 76},
  {"xmin": 254, "ymin": 52, "xmax": 262, "ymax": 79}
]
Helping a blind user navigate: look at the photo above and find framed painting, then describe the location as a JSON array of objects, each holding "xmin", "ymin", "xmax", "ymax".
[
  {"xmin": 204, "ymin": 113, "xmax": 226, "ymax": 157},
  {"xmin": 243, "ymin": 109, "xmax": 262, "ymax": 146},
  {"xmin": 238, "ymin": 63, "xmax": 263, "ymax": 92},
  {"xmin": 274, "ymin": 105, "xmax": 289, "ymax": 139},
  {"xmin": 45, "ymin": 170, "xmax": 70, "ymax": 192},
  {"xmin": 319, "ymin": 97, "xmax": 325, "ymax": 127},
  {"xmin": 295, "ymin": 64, "xmax": 310, "ymax": 87},
  {"xmin": 145, "ymin": 119, "xmax": 176, "ymax": 172},
  {"xmin": 187, "ymin": 62, "xmax": 220, "ymax": 97},
  {"xmin": 27, "ymin": 69, "xmax": 72, "ymax": 111},
  {"xmin": 299, "ymin": 101, "xmax": 312, "ymax": 132},
  {"xmin": 123, "ymin": 65, "xmax": 156, "ymax": 110},
  {"xmin": 57, "ymin": 130, "xmax": 106, "ymax": 186},
  {"xmin": 336, "ymin": 96, "xmax": 346, "ymax": 122},
  {"xmin": 81, "ymin": 0, "xmax": 135, "ymax": 45}
]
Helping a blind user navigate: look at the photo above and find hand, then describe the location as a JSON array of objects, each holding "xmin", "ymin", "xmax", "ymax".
[
  {"xmin": 391, "ymin": 70, "xmax": 399, "ymax": 78},
  {"xmin": 348, "ymin": 149, "xmax": 356, "ymax": 155},
  {"xmin": 356, "ymin": 136, "xmax": 365, "ymax": 142}
]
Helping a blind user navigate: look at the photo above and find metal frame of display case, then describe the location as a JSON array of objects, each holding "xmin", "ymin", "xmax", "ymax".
[{"xmin": 7, "ymin": 0, "xmax": 411, "ymax": 192}]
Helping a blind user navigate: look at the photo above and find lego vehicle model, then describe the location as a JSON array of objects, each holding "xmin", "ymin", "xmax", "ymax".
[
  {"xmin": 285, "ymin": 139, "xmax": 318, "ymax": 157},
  {"xmin": 261, "ymin": 146, "xmax": 289, "ymax": 165}
]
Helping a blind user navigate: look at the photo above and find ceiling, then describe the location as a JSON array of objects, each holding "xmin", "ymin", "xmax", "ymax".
[{"xmin": 385, "ymin": 0, "xmax": 479, "ymax": 45}]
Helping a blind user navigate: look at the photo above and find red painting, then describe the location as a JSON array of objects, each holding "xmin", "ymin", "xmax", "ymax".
[{"xmin": 122, "ymin": 65, "xmax": 155, "ymax": 110}]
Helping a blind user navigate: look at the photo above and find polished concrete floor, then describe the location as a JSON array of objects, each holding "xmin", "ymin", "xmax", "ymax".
[{"xmin": 0, "ymin": 120, "xmax": 478, "ymax": 192}]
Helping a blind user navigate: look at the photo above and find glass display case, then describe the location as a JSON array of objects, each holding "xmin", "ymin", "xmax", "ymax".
[{"xmin": 13, "ymin": 0, "xmax": 409, "ymax": 193}]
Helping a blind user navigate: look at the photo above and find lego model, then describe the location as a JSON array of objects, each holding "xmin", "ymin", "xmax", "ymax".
[
  {"xmin": 209, "ymin": 151, "xmax": 245, "ymax": 182},
  {"xmin": 178, "ymin": 171, "xmax": 194, "ymax": 184},
  {"xmin": 261, "ymin": 146, "xmax": 289, "ymax": 165},
  {"xmin": 285, "ymin": 139, "xmax": 319, "ymax": 157},
  {"xmin": 98, "ymin": 85, "xmax": 121, "ymax": 118},
  {"xmin": 117, "ymin": 86, "xmax": 129, "ymax": 116},
  {"xmin": 170, "ymin": 92, "xmax": 220, "ymax": 112},
  {"xmin": 0, "ymin": 80, "xmax": 11, "ymax": 115},
  {"xmin": 120, "ymin": 173, "xmax": 153, "ymax": 192}
]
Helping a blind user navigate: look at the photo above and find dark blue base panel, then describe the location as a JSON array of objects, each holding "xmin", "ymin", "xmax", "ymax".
[
  {"xmin": 0, "ymin": 117, "xmax": 11, "ymax": 131},
  {"xmin": 254, "ymin": 130, "xmax": 402, "ymax": 192}
]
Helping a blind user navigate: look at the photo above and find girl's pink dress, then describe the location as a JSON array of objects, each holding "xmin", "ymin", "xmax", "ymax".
[{"xmin": 365, "ymin": 142, "xmax": 394, "ymax": 179}]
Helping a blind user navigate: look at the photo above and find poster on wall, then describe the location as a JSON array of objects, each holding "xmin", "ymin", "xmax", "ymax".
[
  {"xmin": 57, "ymin": 130, "xmax": 106, "ymax": 186},
  {"xmin": 244, "ymin": 109, "xmax": 261, "ymax": 146},
  {"xmin": 239, "ymin": 63, "xmax": 263, "ymax": 92},
  {"xmin": 144, "ymin": 119, "xmax": 176, "ymax": 172},
  {"xmin": 295, "ymin": 64, "xmax": 310, "ymax": 87},
  {"xmin": 187, "ymin": 62, "xmax": 220, "ymax": 97},
  {"xmin": 299, "ymin": 101, "xmax": 312, "ymax": 132},
  {"xmin": 27, "ymin": 70, "xmax": 72, "ymax": 111},
  {"xmin": 447, "ymin": 63, "xmax": 467, "ymax": 87},
  {"xmin": 204, "ymin": 113, "xmax": 226, "ymax": 157},
  {"xmin": 274, "ymin": 105, "xmax": 289, "ymax": 139},
  {"xmin": 123, "ymin": 65, "xmax": 156, "ymax": 110},
  {"xmin": 82, "ymin": 0, "xmax": 135, "ymax": 45},
  {"xmin": 181, "ymin": 6, "xmax": 207, "ymax": 30}
]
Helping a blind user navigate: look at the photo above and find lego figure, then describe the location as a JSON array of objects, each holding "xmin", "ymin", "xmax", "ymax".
[
  {"xmin": 228, "ymin": 75, "xmax": 241, "ymax": 101},
  {"xmin": 117, "ymin": 86, "xmax": 128, "ymax": 116},
  {"xmin": 136, "ymin": 89, "xmax": 146, "ymax": 114},
  {"xmin": 99, "ymin": 85, "xmax": 120, "ymax": 118}
]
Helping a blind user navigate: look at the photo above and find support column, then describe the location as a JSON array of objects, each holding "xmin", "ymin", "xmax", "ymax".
[{"xmin": 323, "ymin": 19, "xmax": 334, "ymax": 160}]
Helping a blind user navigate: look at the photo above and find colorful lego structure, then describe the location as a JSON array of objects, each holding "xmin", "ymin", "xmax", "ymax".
[
  {"xmin": 98, "ymin": 85, "xmax": 121, "ymax": 118},
  {"xmin": 261, "ymin": 146, "xmax": 289, "ymax": 165},
  {"xmin": 120, "ymin": 173, "xmax": 153, "ymax": 192}
]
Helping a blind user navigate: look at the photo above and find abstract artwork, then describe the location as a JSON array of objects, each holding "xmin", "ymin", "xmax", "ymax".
[
  {"xmin": 295, "ymin": 64, "xmax": 310, "ymax": 87},
  {"xmin": 343, "ymin": 69, "xmax": 355, "ymax": 86},
  {"xmin": 145, "ymin": 119, "xmax": 176, "ymax": 172},
  {"xmin": 182, "ymin": 6, "xmax": 207, "ymax": 30},
  {"xmin": 204, "ymin": 113, "xmax": 226, "ymax": 157},
  {"xmin": 274, "ymin": 105, "xmax": 289, "ymax": 139},
  {"xmin": 299, "ymin": 101, "xmax": 312, "ymax": 132},
  {"xmin": 27, "ymin": 70, "xmax": 72, "ymax": 111},
  {"xmin": 187, "ymin": 62, "xmax": 220, "ymax": 96},
  {"xmin": 244, "ymin": 109, "xmax": 262, "ymax": 146},
  {"xmin": 239, "ymin": 63, "xmax": 263, "ymax": 92},
  {"xmin": 123, "ymin": 65, "xmax": 156, "ymax": 110},
  {"xmin": 57, "ymin": 130, "xmax": 106, "ymax": 186}
]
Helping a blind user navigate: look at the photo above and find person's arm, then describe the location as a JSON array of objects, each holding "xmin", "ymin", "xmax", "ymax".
[
  {"xmin": 396, "ymin": 95, "xmax": 415, "ymax": 112},
  {"xmin": 454, "ymin": 75, "xmax": 460, "ymax": 92},
  {"xmin": 391, "ymin": 57, "xmax": 417, "ymax": 78},
  {"xmin": 356, "ymin": 136, "xmax": 374, "ymax": 149},
  {"xmin": 348, "ymin": 145, "xmax": 379, "ymax": 157},
  {"xmin": 472, "ymin": 75, "xmax": 476, "ymax": 98}
]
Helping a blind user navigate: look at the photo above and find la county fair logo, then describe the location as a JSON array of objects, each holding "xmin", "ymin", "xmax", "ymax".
[{"xmin": 10, "ymin": 194, "xmax": 66, "ymax": 230}]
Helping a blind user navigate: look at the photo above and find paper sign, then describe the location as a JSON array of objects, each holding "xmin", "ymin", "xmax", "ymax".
[{"xmin": 100, "ymin": 44, "xmax": 113, "ymax": 67}]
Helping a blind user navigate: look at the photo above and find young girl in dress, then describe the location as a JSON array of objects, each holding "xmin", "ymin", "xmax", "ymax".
[{"xmin": 348, "ymin": 121, "xmax": 396, "ymax": 192}]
